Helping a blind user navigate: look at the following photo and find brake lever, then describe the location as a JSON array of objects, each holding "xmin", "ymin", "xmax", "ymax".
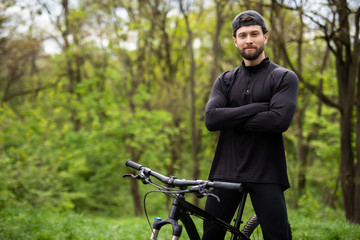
[
  {"xmin": 123, "ymin": 173, "xmax": 138, "ymax": 179},
  {"xmin": 204, "ymin": 192, "xmax": 221, "ymax": 202},
  {"xmin": 123, "ymin": 169, "xmax": 152, "ymax": 184},
  {"xmin": 190, "ymin": 185, "xmax": 221, "ymax": 202}
]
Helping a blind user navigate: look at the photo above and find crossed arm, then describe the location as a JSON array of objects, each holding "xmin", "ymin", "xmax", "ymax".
[{"xmin": 205, "ymin": 71, "xmax": 299, "ymax": 133}]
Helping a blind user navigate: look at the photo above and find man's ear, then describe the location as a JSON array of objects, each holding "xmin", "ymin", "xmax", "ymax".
[
  {"xmin": 233, "ymin": 36, "xmax": 237, "ymax": 47},
  {"xmin": 264, "ymin": 32, "xmax": 269, "ymax": 44}
]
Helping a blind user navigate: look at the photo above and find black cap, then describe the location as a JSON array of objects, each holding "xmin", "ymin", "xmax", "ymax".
[{"xmin": 232, "ymin": 10, "xmax": 267, "ymax": 36}]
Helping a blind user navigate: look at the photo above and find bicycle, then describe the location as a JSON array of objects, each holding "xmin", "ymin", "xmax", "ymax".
[{"xmin": 123, "ymin": 160, "xmax": 266, "ymax": 240}]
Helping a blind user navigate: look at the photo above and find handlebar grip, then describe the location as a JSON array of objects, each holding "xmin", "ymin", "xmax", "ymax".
[
  {"xmin": 213, "ymin": 182, "xmax": 243, "ymax": 192},
  {"xmin": 126, "ymin": 160, "xmax": 143, "ymax": 170}
]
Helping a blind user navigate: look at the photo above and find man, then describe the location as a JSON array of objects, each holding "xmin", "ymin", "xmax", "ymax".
[{"xmin": 203, "ymin": 10, "xmax": 298, "ymax": 240}]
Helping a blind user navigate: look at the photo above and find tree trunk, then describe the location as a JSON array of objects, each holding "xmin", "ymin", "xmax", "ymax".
[
  {"xmin": 353, "ymin": 26, "xmax": 360, "ymax": 220},
  {"xmin": 336, "ymin": 0, "xmax": 358, "ymax": 221},
  {"xmin": 337, "ymin": 50, "xmax": 356, "ymax": 222},
  {"xmin": 293, "ymin": 110, "xmax": 308, "ymax": 197},
  {"xmin": 130, "ymin": 177, "xmax": 142, "ymax": 216},
  {"xmin": 352, "ymin": 7, "xmax": 360, "ymax": 225},
  {"xmin": 354, "ymin": 106, "xmax": 360, "ymax": 223},
  {"xmin": 207, "ymin": 0, "xmax": 226, "ymax": 91},
  {"xmin": 61, "ymin": 0, "xmax": 82, "ymax": 131},
  {"xmin": 180, "ymin": 0, "xmax": 201, "ymax": 206},
  {"xmin": 339, "ymin": 108, "xmax": 355, "ymax": 221}
]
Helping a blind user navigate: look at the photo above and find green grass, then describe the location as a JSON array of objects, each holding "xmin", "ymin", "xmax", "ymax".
[
  {"xmin": 289, "ymin": 211, "xmax": 360, "ymax": 240},
  {"xmin": 0, "ymin": 207, "xmax": 359, "ymax": 239},
  {"xmin": 0, "ymin": 207, "xmax": 128, "ymax": 240}
]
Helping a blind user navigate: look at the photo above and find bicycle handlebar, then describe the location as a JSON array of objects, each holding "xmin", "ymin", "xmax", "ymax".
[
  {"xmin": 125, "ymin": 160, "xmax": 242, "ymax": 192},
  {"xmin": 126, "ymin": 159, "xmax": 143, "ymax": 170}
]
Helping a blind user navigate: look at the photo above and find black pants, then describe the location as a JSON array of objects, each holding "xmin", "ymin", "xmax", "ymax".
[{"xmin": 202, "ymin": 183, "xmax": 290, "ymax": 240}]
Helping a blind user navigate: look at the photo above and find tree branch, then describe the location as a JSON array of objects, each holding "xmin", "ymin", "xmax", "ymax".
[
  {"xmin": 2, "ymin": 75, "xmax": 63, "ymax": 103},
  {"xmin": 298, "ymin": 75, "xmax": 342, "ymax": 111},
  {"xmin": 279, "ymin": 37, "xmax": 341, "ymax": 111}
]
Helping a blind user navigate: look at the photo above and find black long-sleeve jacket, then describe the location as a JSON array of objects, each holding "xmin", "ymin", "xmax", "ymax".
[{"xmin": 205, "ymin": 58, "xmax": 298, "ymax": 189}]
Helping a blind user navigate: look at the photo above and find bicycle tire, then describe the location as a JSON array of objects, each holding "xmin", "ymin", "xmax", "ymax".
[
  {"xmin": 240, "ymin": 214, "xmax": 259, "ymax": 239},
  {"xmin": 240, "ymin": 215, "xmax": 293, "ymax": 240}
]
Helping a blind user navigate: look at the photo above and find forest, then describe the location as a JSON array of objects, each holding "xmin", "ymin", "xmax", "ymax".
[{"xmin": 0, "ymin": 0, "xmax": 359, "ymax": 233}]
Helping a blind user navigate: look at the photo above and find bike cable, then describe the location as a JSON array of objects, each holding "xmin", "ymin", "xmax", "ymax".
[{"xmin": 143, "ymin": 181, "xmax": 191, "ymax": 232}]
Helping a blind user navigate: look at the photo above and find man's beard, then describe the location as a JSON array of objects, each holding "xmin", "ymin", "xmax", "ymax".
[{"xmin": 238, "ymin": 43, "xmax": 265, "ymax": 60}]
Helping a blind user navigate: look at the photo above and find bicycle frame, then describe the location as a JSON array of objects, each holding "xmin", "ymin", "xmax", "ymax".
[
  {"xmin": 149, "ymin": 189, "xmax": 251, "ymax": 240},
  {"xmin": 124, "ymin": 160, "xmax": 254, "ymax": 240}
]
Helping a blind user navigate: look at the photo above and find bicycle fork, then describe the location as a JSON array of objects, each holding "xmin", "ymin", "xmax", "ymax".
[{"xmin": 149, "ymin": 195, "xmax": 184, "ymax": 240}]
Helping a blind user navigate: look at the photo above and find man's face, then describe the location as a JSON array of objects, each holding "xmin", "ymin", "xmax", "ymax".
[{"xmin": 233, "ymin": 25, "xmax": 268, "ymax": 61}]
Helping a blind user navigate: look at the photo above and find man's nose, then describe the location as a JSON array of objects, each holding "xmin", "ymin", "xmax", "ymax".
[{"xmin": 245, "ymin": 35, "xmax": 253, "ymax": 43}]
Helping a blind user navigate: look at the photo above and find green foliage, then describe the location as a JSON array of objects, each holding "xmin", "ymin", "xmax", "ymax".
[
  {"xmin": 1, "ymin": 0, "xmax": 359, "ymax": 229},
  {"xmin": 0, "ymin": 80, "xmax": 175, "ymax": 216}
]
